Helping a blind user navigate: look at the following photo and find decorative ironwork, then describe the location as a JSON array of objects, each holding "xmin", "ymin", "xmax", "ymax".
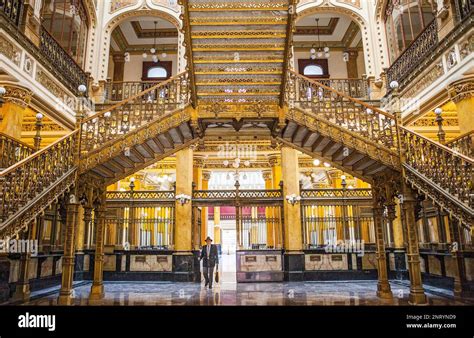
[
  {"xmin": 386, "ymin": 19, "xmax": 438, "ymax": 89},
  {"xmin": 316, "ymin": 78, "xmax": 369, "ymax": 99},
  {"xmin": 81, "ymin": 71, "xmax": 190, "ymax": 153},
  {"xmin": 106, "ymin": 190, "xmax": 175, "ymax": 202},
  {"xmin": 0, "ymin": 131, "xmax": 78, "ymax": 232},
  {"xmin": 445, "ymin": 130, "xmax": 474, "ymax": 158},
  {"xmin": 301, "ymin": 188, "xmax": 372, "ymax": 200},
  {"xmin": 454, "ymin": 0, "xmax": 474, "ymax": 21},
  {"xmin": 400, "ymin": 127, "xmax": 474, "ymax": 222},
  {"xmin": 301, "ymin": 189, "xmax": 375, "ymax": 249},
  {"xmin": 286, "ymin": 71, "xmax": 399, "ymax": 151},
  {"xmin": 104, "ymin": 81, "xmax": 161, "ymax": 102},
  {"xmin": 193, "ymin": 189, "xmax": 282, "ymax": 204},
  {"xmin": 0, "ymin": 0, "xmax": 24, "ymax": 27},
  {"xmin": 39, "ymin": 27, "xmax": 89, "ymax": 96},
  {"xmin": 0, "ymin": 132, "xmax": 34, "ymax": 169}
]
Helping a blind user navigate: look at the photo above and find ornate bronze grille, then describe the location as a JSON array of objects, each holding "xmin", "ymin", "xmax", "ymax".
[
  {"xmin": 0, "ymin": 132, "xmax": 34, "ymax": 169},
  {"xmin": 0, "ymin": 0, "xmax": 24, "ymax": 27}
]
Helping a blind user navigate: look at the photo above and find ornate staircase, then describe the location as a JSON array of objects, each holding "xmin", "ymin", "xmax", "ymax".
[
  {"xmin": 182, "ymin": 0, "xmax": 296, "ymax": 108},
  {"xmin": 279, "ymin": 71, "xmax": 473, "ymax": 227},
  {"xmin": 0, "ymin": 72, "xmax": 196, "ymax": 238}
]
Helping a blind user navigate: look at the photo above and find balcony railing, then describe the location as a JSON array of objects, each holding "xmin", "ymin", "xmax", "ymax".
[
  {"xmin": 104, "ymin": 81, "xmax": 162, "ymax": 102},
  {"xmin": 39, "ymin": 27, "xmax": 89, "ymax": 95},
  {"xmin": 0, "ymin": 0, "xmax": 24, "ymax": 27},
  {"xmin": 315, "ymin": 78, "xmax": 369, "ymax": 99},
  {"xmin": 386, "ymin": 19, "xmax": 438, "ymax": 89},
  {"xmin": 0, "ymin": 132, "xmax": 34, "ymax": 169},
  {"xmin": 445, "ymin": 130, "xmax": 474, "ymax": 158},
  {"xmin": 455, "ymin": 0, "xmax": 474, "ymax": 21}
]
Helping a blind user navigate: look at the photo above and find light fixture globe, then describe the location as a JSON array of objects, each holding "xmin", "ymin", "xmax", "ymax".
[
  {"xmin": 0, "ymin": 86, "xmax": 6, "ymax": 95},
  {"xmin": 78, "ymin": 84, "xmax": 87, "ymax": 93},
  {"xmin": 434, "ymin": 108, "xmax": 443, "ymax": 115},
  {"xmin": 36, "ymin": 113, "xmax": 44, "ymax": 120},
  {"xmin": 150, "ymin": 47, "xmax": 156, "ymax": 54},
  {"xmin": 389, "ymin": 81, "xmax": 399, "ymax": 89},
  {"xmin": 310, "ymin": 48, "xmax": 316, "ymax": 54},
  {"xmin": 324, "ymin": 46, "xmax": 330, "ymax": 53}
]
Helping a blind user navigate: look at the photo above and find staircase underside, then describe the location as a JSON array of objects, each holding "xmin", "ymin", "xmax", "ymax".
[
  {"xmin": 80, "ymin": 109, "xmax": 196, "ymax": 185},
  {"xmin": 187, "ymin": 0, "xmax": 290, "ymax": 106}
]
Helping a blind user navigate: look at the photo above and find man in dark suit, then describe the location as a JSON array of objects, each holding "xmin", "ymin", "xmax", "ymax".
[{"xmin": 200, "ymin": 236, "xmax": 219, "ymax": 289}]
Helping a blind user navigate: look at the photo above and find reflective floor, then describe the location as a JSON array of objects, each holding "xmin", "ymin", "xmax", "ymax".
[{"xmin": 17, "ymin": 279, "xmax": 473, "ymax": 306}]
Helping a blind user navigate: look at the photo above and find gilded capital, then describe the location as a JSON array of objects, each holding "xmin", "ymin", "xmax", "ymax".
[
  {"xmin": 448, "ymin": 76, "xmax": 474, "ymax": 104},
  {"xmin": 268, "ymin": 153, "xmax": 281, "ymax": 167},
  {"xmin": 262, "ymin": 170, "xmax": 272, "ymax": 181},
  {"xmin": 2, "ymin": 84, "xmax": 33, "ymax": 108},
  {"xmin": 202, "ymin": 170, "xmax": 211, "ymax": 181}
]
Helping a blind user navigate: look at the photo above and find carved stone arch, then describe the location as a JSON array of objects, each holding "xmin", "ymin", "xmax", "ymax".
[
  {"xmin": 295, "ymin": 1, "xmax": 375, "ymax": 77},
  {"xmin": 97, "ymin": 7, "xmax": 181, "ymax": 81}
]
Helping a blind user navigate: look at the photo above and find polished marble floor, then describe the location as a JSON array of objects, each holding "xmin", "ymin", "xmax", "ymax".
[
  {"xmin": 12, "ymin": 254, "xmax": 473, "ymax": 306},
  {"xmin": 14, "ymin": 279, "xmax": 472, "ymax": 306}
]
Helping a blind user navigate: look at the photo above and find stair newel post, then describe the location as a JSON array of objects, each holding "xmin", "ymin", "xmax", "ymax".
[
  {"xmin": 57, "ymin": 84, "xmax": 88, "ymax": 305},
  {"xmin": 390, "ymin": 81, "xmax": 428, "ymax": 305}
]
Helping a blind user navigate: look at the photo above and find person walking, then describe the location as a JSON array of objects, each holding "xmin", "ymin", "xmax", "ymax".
[{"xmin": 200, "ymin": 236, "xmax": 219, "ymax": 289}]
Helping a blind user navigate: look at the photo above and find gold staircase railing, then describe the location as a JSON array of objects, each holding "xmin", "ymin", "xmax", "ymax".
[
  {"xmin": 286, "ymin": 70, "xmax": 399, "ymax": 151},
  {"xmin": 285, "ymin": 71, "xmax": 473, "ymax": 226},
  {"xmin": 0, "ymin": 132, "xmax": 35, "ymax": 169},
  {"xmin": 80, "ymin": 71, "xmax": 190, "ymax": 154},
  {"xmin": 445, "ymin": 130, "xmax": 474, "ymax": 158},
  {"xmin": 0, "ymin": 131, "xmax": 78, "ymax": 237},
  {"xmin": 0, "ymin": 72, "xmax": 191, "ymax": 238}
]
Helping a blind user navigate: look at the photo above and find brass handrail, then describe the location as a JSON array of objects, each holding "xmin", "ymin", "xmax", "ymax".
[
  {"xmin": 0, "ymin": 132, "xmax": 34, "ymax": 168},
  {"xmin": 80, "ymin": 71, "xmax": 190, "ymax": 153}
]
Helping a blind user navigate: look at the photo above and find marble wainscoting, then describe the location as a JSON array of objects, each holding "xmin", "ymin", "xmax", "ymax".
[
  {"xmin": 303, "ymin": 251, "xmax": 378, "ymax": 281},
  {"xmin": 236, "ymin": 250, "xmax": 284, "ymax": 282},
  {"xmin": 96, "ymin": 250, "xmax": 176, "ymax": 282}
]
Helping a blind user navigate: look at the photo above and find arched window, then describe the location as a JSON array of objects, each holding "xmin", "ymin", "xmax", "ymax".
[
  {"xmin": 147, "ymin": 66, "xmax": 168, "ymax": 79},
  {"xmin": 41, "ymin": 0, "xmax": 89, "ymax": 66},
  {"xmin": 303, "ymin": 65, "xmax": 324, "ymax": 76}
]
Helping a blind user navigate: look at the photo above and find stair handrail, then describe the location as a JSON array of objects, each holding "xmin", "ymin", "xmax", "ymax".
[
  {"xmin": 80, "ymin": 71, "xmax": 190, "ymax": 153},
  {"xmin": 286, "ymin": 70, "xmax": 399, "ymax": 151},
  {"xmin": 0, "ymin": 132, "xmax": 35, "ymax": 168},
  {"xmin": 0, "ymin": 130, "xmax": 78, "ymax": 223}
]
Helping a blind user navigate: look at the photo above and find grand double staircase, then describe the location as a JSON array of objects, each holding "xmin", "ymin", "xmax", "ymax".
[
  {"xmin": 0, "ymin": 0, "xmax": 472, "ymax": 239},
  {"xmin": 0, "ymin": 72, "xmax": 197, "ymax": 238}
]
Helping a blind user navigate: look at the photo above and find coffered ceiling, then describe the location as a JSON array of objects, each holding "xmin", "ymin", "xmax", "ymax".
[{"xmin": 294, "ymin": 12, "xmax": 362, "ymax": 50}]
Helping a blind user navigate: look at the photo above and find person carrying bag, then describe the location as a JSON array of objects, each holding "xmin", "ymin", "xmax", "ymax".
[{"xmin": 199, "ymin": 236, "xmax": 219, "ymax": 289}]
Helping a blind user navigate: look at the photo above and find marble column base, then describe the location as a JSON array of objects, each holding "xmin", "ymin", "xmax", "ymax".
[
  {"xmin": 376, "ymin": 282, "xmax": 393, "ymax": 299},
  {"xmin": 283, "ymin": 252, "xmax": 304, "ymax": 282},
  {"xmin": 408, "ymin": 287, "xmax": 428, "ymax": 305},
  {"xmin": 172, "ymin": 252, "xmax": 198, "ymax": 282},
  {"xmin": 89, "ymin": 283, "xmax": 105, "ymax": 300},
  {"xmin": 57, "ymin": 290, "xmax": 75, "ymax": 305}
]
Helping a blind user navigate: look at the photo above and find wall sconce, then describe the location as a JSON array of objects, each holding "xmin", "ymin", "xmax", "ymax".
[
  {"xmin": 176, "ymin": 194, "xmax": 191, "ymax": 206},
  {"xmin": 286, "ymin": 194, "xmax": 301, "ymax": 206}
]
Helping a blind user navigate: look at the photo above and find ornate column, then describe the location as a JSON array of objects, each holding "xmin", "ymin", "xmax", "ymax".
[
  {"xmin": 89, "ymin": 190, "xmax": 107, "ymax": 301},
  {"xmin": 269, "ymin": 153, "xmax": 282, "ymax": 248},
  {"xmin": 401, "ymin": 185, "xmax": 428, "ymax": 305},
  {"xmin": 372, "ymin": 177, "xmax": 393, "ymax": 299},
  {"xmin": 57, "ymin": 193, "xmax": 79, "ymax": 305},
  {"xmin": 173, "ymin": 147, "xmax": 196, "ymax": 281},
  {"xmin": 448, "ymin": 76, "xmax": 474, "ymax": 134},
  {"xmin": 448, "ymin": 218, "xmax": 472, "ymax": 297},
  {"xmin": 192, "ymin": 156, "xmax": 204, "ymax": 248},
  {"xmin": 0, "ymin": 84, "xmax": 32, "ymax": 140},
  {"xmin": 281, "ymin": 147, "xmax": 304, "ymax": 281},
  {"xmin": 201, "ymin": 170, "xmax": 211, "ymax": 245},
  {"xmin": 262, "ymin": 170, "xmax": 274, "ymax": 248},
  {"xmin": 213, "ymin": 206, "xmax": 221, "ymax": 246}
]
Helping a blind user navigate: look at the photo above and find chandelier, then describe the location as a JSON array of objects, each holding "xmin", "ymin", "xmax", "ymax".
[
  {"xmin": 142, "ymin": 21, "xmax": 167, "ymax": 62},
  {"xmin": 310, "ymin": 18, "xmax": 330, "ymax": 59},
  {"xmin": 223, "ymin": 158, "xmax": 251, "ymax": 181}
]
